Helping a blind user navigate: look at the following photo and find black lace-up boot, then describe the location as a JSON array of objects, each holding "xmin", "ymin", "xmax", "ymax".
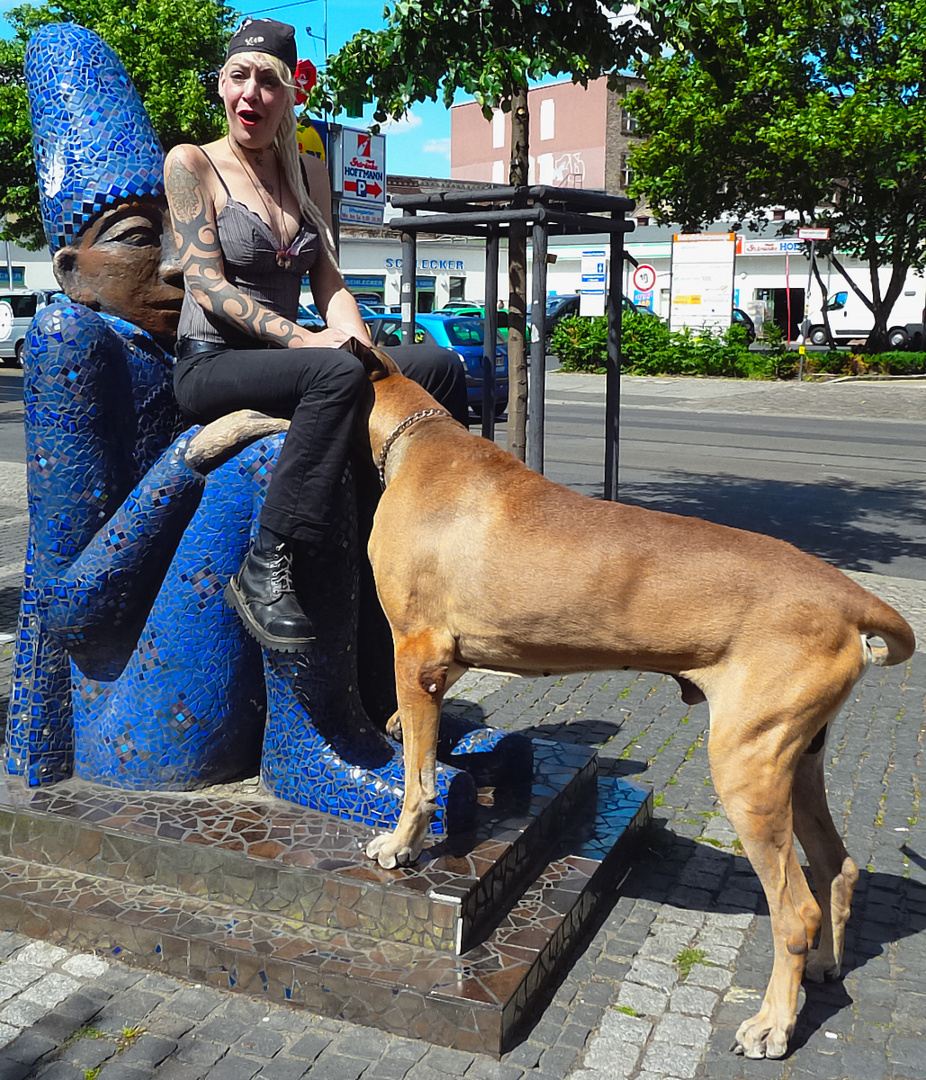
[{"xmin": 225, "ymin": 527, "xmax": 314, "ymax": 652}]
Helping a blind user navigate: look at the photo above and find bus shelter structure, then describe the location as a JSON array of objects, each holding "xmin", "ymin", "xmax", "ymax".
[{"xmin": 389, "ymin": 185, "xmax": 634, "ymax": 500}]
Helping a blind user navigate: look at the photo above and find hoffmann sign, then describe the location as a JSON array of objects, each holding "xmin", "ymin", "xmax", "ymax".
[{"xmin": 335, "ymin": 129, "xmax": 386, "ymax": 226}]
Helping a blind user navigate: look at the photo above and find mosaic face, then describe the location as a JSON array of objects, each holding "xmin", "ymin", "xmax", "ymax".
[{"xmin": 52, "ymin": 196, "xmax": 184, "ymax": 346}]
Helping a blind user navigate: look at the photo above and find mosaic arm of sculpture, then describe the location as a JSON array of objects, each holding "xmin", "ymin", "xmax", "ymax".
[{"xmin": 6, "ymin": 23, "xmax": 530, "ymax": 839}]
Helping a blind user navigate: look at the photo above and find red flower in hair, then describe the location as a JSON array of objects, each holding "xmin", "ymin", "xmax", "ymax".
[{"xmin": 294, "ymin": 58, "xmax": 317, "ymax": 106}]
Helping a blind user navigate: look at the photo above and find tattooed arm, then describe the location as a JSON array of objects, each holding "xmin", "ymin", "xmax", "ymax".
[{"xmin": 164, "ymin": 144, "xmax": 348, "ymax": 349}]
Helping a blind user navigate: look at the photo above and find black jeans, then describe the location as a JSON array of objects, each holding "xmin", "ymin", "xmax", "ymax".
[{"xmin": 173, "ymin": 341, "xmax": 467, "ymax": 544}]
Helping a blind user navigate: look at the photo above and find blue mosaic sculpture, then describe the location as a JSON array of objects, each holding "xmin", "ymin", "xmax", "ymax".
[{"xmin": 6, "ymin": 23, "xmax": 528, "ymax": 836}]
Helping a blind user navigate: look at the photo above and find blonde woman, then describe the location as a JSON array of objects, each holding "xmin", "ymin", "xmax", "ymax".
[{"xmin": 165, "ymin": 18, "xmax": 466, "ymax": 652}]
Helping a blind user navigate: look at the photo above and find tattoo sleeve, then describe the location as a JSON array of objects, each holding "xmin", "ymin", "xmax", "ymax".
[{"xmin": 165, "ymin": 154, "xmax": 306, "ymax": 347}]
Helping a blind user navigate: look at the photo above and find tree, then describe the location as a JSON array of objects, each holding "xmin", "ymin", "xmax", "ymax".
[
  {"xmin": 320, "ymin": 0, "xmax": 639, "ymax": 458},
  {"xmin": 0, "ymin": 0, "xmax": 235, "ymax": 249},
  {"xmin": 626, "ymin": 0, "xmax": 926, "ymax": 350}
]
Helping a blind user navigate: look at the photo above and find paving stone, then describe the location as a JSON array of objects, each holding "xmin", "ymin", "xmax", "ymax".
[
  {"xmin": 205, "ymin": 1055, "xmax": 263, "ymax": 1080},
  {"xmin": 22, "ymin": 973, "xmax": 81, "ymax": 1008},
  {"xmin": 464, "ymin": 1058, "xmax": 525, "ymax": 1080},
  {"xmin": 684, "ymin": 963, "xmax": 734, "ymax": 991},
  {"xmin": 254, "ymin": 1059, "xmax": 312, "ymax": 1080},
  {"xmin": 3, "ymin": 1028, "xmax": 58, "ymax": 1062},
  {"xmin": 306, "ymin": 1051, "xmax": 373, "ymax": 1080},
  {"xmin": 627, "ymin": 958, "xmax": 677, "ymax": 992},
  {"xmin": 0, "ymin": 1056, "xmax": 30, "ymax": 1080},
  {"xmin": 55, "ymin": 991, "xmax": 106, "ymax": 1024},
  {"xmin": 83, "ymin": 1063, "xmax": 151, "ymax": 1080},
  {"xmin": 117, "ymin": 1034, "xmax": 179, "ymax": 1067},
  {"xmin": 175, "ymin": 1035, "xmax": 227, "ymax": 1068},
  {"xmin": 616, "ymin": 981, "xmax": 668, "ymax": 1017},
  {"xmin": 288, "ymin": 1030, "xmax": 333, "ymax": 1060},
  {"xmin": 13, "ymin": 942, "xmax": 67, "ymax": 969},
  {"xmin": 61, "ymin": 954, "xmax": 110, "ymax": 979},
  {"xmin": 0, "ymin": 963, "xmax": 46, "ymax": 990},
  {"xmin": 0, "ymin": 997, "xmax": 49, "ymax": 1028},
  {"xmin": 640, "ymin": 1040, "xmax": 704, "ymax": 1079},
  {"xmin": 148, "ymin": 1063, "xmax": 210, "ymax": 1080},
  {"xmin": 233, "ymin": 1027, "xmax": 286, "ymax": 1057},
  {"xmin": 0, "ymin": 1022, "xmax": 21, "ymax": 1050},
  {"xmin": 651, "ymin": 1011, "xmax": 712, "ymax": 1046},
  {"xmin": 167, "ymin": 988, "xmax": 224, "ymax": 1021}
]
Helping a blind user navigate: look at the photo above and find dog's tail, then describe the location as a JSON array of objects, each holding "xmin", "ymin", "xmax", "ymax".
[{"xmin": 857, "ymin": 594, "xmax": 916, "ymax": 667}]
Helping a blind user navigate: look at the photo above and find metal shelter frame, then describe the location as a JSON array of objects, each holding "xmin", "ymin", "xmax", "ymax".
[{"xmin": 389, "ymin": 185, "xmax": 634, "ymax": 500}]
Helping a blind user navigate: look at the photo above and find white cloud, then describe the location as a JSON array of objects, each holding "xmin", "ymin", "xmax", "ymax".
[
  {"xmin": 378, "ymin": 112, "xmax": 424, "ymax": 132},
  {"xmin": 423, "ymin": 139, "xmax": 451, "ymax": 158}
]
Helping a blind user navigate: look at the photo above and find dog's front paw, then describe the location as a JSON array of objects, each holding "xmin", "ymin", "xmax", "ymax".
[
  {"xmin": 732, "ymin": 1011, "xmax": 791, "ymax": 1059},
  {"xmin": 365, "ymin": 831, "xmax": 421, "ymax": 869}
]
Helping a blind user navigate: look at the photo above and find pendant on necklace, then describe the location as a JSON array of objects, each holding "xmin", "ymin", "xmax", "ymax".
[{"xmin": 276, "ymin": 250, "xmax": 292, "ymax": 270}]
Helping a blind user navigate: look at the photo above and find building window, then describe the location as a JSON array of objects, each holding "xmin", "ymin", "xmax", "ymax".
[
  {"xmin": 636, "ymin": 215, "xmax": 650, "ymax": 227},
  {"xmin": 621, "ymin": 108, "xmax": 638, "ymax": 134},
  {"xmin": 492, "ymin": 109, "xmax": 505, "ymax": 149},
  {"xmin": 492, "ymin": 159, "xmax": 505, "ymax": 184},
  {"xmin": 621, "ymin": 153, "xmax": 633, "ymax": 190},
  {"xmin": 540, "ymin": 98, "xmax": 555, "ymax": 141},
  {"xmin": 772, "ymin": 208, "xmax": 786, "ymax": 221}
]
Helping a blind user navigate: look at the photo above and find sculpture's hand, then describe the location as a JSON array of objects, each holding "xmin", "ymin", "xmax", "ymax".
[{"xmin": 183, "ymin": 410, "xmax": 291, "ymax": 475}]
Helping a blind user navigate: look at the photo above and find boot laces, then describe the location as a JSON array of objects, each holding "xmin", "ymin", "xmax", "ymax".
[{"xmin": 269, "ymin": 548, "xmax": 295, "ymax": 596}]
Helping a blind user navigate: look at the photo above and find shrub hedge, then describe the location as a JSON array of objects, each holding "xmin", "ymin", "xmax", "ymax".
[{"xmin": 549, "ymin": 312, "xmax": 926, "ymax": 379}]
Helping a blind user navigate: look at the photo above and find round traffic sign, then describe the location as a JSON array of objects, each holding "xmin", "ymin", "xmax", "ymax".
[{"xmin": 632, "ymin": 264, "xmax": 657, "ymax": 292}]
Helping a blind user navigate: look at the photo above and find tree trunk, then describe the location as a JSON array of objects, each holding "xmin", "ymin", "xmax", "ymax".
[{"xmin": 506, "ymin": 83, "xmax": 529, "ymax": 461}]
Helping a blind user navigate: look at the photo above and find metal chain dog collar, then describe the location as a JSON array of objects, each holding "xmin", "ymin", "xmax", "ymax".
[{"xmin": 377, "ymin": 408, "xmax": 450, "ymax": 489}]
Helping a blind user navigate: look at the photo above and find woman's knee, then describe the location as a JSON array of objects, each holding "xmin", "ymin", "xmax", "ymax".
[{"xmin": 293, "ymin": 348, "xmax": 367, "ymax": 400}]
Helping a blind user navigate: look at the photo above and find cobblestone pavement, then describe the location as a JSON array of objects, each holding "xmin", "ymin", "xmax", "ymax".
[{"xmin": 0, "ymin": 374, "xmax": 923, "ymax": 1080}]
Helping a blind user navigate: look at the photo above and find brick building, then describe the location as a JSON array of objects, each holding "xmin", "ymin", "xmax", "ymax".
[{"xmin": 449, "ymin": 76, "xmax": 649, "ymax": 221}]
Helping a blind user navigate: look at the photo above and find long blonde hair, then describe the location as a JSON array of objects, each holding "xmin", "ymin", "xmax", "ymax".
[{"xmin": 221, "ymin": 51, "xmax": 339, "ymax": 271}]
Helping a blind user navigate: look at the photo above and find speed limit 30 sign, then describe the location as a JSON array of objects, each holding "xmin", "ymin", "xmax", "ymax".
[{"xmin": 632, "ymin": 264, "xmax": 657, "ymax": 292}]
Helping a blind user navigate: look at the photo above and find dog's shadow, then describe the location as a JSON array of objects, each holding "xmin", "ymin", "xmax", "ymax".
[
  {"xmin": 443, "ymin": 658, "xmax": 926, "ymax": 1061},
  {"xmin": 571, "ymin": 470, "xmax": 926, "ymax": 575}
]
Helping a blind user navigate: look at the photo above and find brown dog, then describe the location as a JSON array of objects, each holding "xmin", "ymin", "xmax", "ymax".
[{"xmin": 359, "ymin": 347, "xmax": 915, "ymax": 1060}]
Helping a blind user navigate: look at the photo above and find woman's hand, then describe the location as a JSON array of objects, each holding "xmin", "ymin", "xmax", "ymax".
[{"xmin": 290, "ymin": 326, "xmax": 355, "ymax": 349}]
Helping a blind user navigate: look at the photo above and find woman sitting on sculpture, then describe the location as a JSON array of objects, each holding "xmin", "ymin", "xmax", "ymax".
[{"xmin": 166, "ymin": 18, "xmax": 465, "ymax": 654}]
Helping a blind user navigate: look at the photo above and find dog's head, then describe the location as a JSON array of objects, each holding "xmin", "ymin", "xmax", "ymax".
[{"xmin": 341, "ymin": 337, "xmax": 401, "ymax": 382}]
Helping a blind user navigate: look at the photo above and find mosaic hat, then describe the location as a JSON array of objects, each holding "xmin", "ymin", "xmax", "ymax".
[{"xmin": 26, "ymin": 23, "xmax": 165, "ymax": 254}]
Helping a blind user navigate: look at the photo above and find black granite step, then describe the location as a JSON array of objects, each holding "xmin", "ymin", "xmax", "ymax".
[
  {"xmin": 0, "ymin": 775, "xmax": 650, "ymax": 1055},
  {"xmin": 0, "ymin": 739, "xmax": 599, "ymax": 956}
]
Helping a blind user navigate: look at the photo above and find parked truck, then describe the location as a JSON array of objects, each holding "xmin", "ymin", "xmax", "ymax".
[{"xmin": 807, "ymin": 284, "xmax": 925, "ymax": 347}]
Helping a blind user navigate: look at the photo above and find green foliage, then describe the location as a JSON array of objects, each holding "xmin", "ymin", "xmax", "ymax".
[
  {"xmin": 0, "ymin": 0, "xmax": 235, "ymax": 247},
  {"xmin": 626, "ymin": 0, "xmax": 926, "ymax": 350},
  {"xmin": 552, "ymin": 312, "xmax": 787, "ymax": 378},
  {"xmin": 551, "ymin": 311, "xmax": 926, "ymax": 379},
  {"xmin": 318, "ymin": 0, "xmax": 638, "ymax": 123},
  {"xmin": 675, "ymin": 946, "xmax": 708, "ymax": 979}
]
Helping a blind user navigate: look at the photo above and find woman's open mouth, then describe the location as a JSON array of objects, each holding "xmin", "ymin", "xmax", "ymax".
[{"xmin": 238, "ymin": 109, "xmax": 263, "ymax": 125}]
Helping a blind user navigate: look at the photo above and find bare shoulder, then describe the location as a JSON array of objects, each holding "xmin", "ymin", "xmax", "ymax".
[{"xmin": 300, "ymin": 152, "xmax": 330, "ymax": 194}]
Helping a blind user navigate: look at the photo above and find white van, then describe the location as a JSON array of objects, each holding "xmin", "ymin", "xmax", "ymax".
[
  {"xmin": 806, "ymin": 286, "xmax": 925, "ymax": 347},
  {"xmin": 0, "ymin": 290, "xmax": 58, "ymax": 367}
]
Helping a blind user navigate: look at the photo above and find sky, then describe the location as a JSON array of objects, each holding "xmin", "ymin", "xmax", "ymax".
[
  {"xmin": 246, "ymin": 0, "xmax": 460, "ymax": 177},
  {"xmin": 0, "ymin": 0, "xmax": 458, "ymax": 178}
]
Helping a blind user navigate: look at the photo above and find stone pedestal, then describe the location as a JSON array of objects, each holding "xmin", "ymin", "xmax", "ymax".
[{"xmin": 0, "ymin": 740, "xmax": 649, "ymax": 1055}]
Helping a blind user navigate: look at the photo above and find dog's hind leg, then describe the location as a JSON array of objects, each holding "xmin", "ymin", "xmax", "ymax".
[
  {"xmin": 709, "ymin": 706, "xmax": 823, "ymax": 1059},
  {"xmin": 366, "ymin": 630, "xmax": 456, "ymax": 869},
  {"xmin": 792, "ymin": 724, "xmax": 859, "ymax": 983}
]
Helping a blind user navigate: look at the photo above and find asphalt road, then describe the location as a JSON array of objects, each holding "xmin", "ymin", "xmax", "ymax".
[
  {"xmin": 538, "ymin": 404, "xmax": 925, "ymax": 582},
  {"xmin": 3, "ymin": 366, "xmax": 924, "ymax": 582}
]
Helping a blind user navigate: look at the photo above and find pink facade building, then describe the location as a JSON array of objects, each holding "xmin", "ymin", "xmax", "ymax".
[{"xmin": 450, "ymin": 76, "xmax": 645, "ymax": 204}]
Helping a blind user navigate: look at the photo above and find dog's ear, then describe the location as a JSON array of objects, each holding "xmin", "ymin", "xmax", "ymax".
[{"xmin": 341, "ymin": 338, "xmax": 400, "ymax": 381}]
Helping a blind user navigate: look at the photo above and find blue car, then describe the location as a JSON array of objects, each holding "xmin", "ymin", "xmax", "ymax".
[{"xmin": 365, "ymin": 312, "xmax": 509, "ymax": 419}]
